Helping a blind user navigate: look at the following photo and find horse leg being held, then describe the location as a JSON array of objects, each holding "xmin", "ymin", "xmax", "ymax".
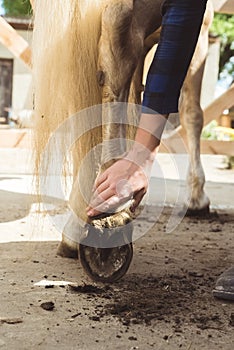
[
  {"xmin": 97, "ymin": 0, "xmax": 146, "ymax": 184},
  {"xmin": 80, "ymin": 1, "xmax": 164, "ymax": 281},
  {"xmin": 79, "ymin": 2, "xmax": 147, "ymax": 282},
  {"xmin": 58, "ymin": 1, "xmax": 158, "ymax": 278},
  {"xmin": 98, "ymin": 2, "xmax": 143, "ymax": 99},
  {"xmin": 97, "ymin": 0, "xmax": 162, "ymax": 166}
]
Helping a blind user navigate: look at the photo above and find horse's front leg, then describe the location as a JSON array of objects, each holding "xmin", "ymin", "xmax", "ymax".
[
  {"xmin": 180, "ymin": 4, "xmax": 213, "ymax": 213},
  {"xmin": 98, "ymin": 2, "xmax": 145, "ymax": 101},
  {"xmin": 97, "ymin": 1, "xmax": 146, "ymax": 167},
  {"xmin": 77, "ymin": 2, "xmax": 148, "ymax": 283}
]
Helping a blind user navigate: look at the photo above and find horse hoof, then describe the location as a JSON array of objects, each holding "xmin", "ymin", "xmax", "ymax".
[
  {"xmin": 57, "ymin": 241, "xmax": 78, "ymax": 259},
  {"xmin": 78, "ymin": 207, "xmax": 136, "ymax": 282},
  {"xmin": 79, "ymin": 243, "xmax": 133, "ymax": 283},
  {"xmin": 185, "ymin": 205, "xmax": 210, "ymax": 217}
]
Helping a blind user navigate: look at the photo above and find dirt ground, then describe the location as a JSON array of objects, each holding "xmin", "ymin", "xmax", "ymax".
[
  {"xmin": 1, "ymin": 202, "xmax": 234, "ymax": 350},
  {"xmin": 0, "ymin": 152, "xmax": 233, "ymax": 350}
]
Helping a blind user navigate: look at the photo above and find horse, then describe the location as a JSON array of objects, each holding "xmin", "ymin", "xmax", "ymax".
[{"xmin": 32, "ymin": 0, "xmax": 213, "ymax": 280}]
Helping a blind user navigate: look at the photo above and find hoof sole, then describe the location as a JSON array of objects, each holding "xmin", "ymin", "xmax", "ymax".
[{"xmin": 79, "ymin": 243, "xmax": 133, "ymax": 283}]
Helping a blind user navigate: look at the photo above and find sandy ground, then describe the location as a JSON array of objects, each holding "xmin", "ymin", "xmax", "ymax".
[{"xmin": 0, "ymin": 150, "xmax": 234, "ymax": 350}]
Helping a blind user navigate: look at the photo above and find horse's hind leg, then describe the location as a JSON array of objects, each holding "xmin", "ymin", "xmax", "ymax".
[{"xmin": 180, "ymin": 5, "xmax": 213, "ymax": 213}]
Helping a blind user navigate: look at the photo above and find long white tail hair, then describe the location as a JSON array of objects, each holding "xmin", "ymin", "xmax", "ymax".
[{"xmin": 33, "ymin": 0, "xmax": 105, "ymax": 221}]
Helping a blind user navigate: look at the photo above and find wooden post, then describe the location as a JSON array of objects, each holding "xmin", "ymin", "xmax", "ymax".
[
  {"xmin": 0, "ymin": 16, "xmax": 32, "ymax": 67},
  {"xmin": 29, "ymin": 0, "xmax": 34, "ymax": 11}
]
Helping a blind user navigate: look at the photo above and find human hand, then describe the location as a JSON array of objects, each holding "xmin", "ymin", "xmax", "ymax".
[{"xmin": 86, "ymin": 156, "xmax": 150, "ymax": 217}]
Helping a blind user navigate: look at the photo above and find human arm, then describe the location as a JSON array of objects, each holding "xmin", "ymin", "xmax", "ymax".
[{"xmin": 86, "ymin": 113, "xmax": 168, "ymax": 217}]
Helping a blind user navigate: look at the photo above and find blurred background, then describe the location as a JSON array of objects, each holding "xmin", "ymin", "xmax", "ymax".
[{"xmin": 0, "ymin": 0, "xmax": 233, "ymax": 149}]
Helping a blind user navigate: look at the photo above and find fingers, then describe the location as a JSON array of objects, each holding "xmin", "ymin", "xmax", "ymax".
[
  {"xmin": 87, "ymin": 173, "xmax": 110, "ymax": 213},
  {"xmin": 86, "ymin": 158, "xmax": 148, "ymax": 217},
  {"xmin": 87, "ymin": 187, "xmax": 145, "ymax": 217},
  {"xmin": 92, "ymin": 179, "xmax": 109, "ymax": 197},
  {"xmin": 87, "ymin": 194, "xmax": 119, "ymax": 217},
  {"xmin": 87, "ymin": 186, "xmax": 114, "ymax": 212},
  {"xmin": 87, "ymin": 192, "xmax": 132, "ymax": 217},
  {"xmin": 93, "ymin": 171, "xmax": 108, "ymax": 190},
  {"xmin": 87, "ymin": 181, "xmax": 133, "ymax": 217},
  {"xmin": 130, "ymin": 188, "xmax": 146, "ymax": 213},
  {"xmin": 87, "ymin": 191, "xmax": 131, "ymax": 216}
]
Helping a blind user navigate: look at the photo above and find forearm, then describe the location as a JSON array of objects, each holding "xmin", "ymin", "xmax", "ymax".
[
  {"xmin": 87, "ymin": 113, "xmax": 168, "ymax": 216},
  {"xmin": 126, "ymin": 113, "xmax": 168, "ymax": 164}
]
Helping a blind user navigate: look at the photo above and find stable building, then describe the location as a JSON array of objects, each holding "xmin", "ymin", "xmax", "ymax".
[{"xmin": 0, "ymin": 16, "xmax": 32, "ymax": 124}]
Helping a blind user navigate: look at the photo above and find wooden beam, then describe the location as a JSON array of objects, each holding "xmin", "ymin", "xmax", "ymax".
[
  {"xmin": 203, "ymin": 83, "xmax": 234, "ymax": 126},
  {"xmin": 159, "ymin": 81, "xmax": 234, "ymax": 155},
  {"xmin": 212, "ymin": 0, "xmax": 234, "ymax": 14},
  {"xmin": 159, "ymin": 135, "xmax": 234, "ymax": 155},
  {"xmin": 168, "ymin": 82, "xmax": 234, "ymax": 131},
  {"xmin": 0, "ymin": 16, "xmax": 32, "ymax": 67},
  {"xmin": 201, "ymin": 140, "xmax": 234, "ymax": 155}
]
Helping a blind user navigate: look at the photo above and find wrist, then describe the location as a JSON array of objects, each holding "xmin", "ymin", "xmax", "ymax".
[{"xmin": 125, "ymin": 144, "xmax": 155, "ymax": 167}]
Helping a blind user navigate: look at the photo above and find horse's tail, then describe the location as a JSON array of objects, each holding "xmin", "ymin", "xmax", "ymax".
[{"xmin": 33, "ymin": 0, "xmax": 103, "ymax": 177}]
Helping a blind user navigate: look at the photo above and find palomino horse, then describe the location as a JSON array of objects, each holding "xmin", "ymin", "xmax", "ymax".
[{"xmin": 33, "ymin": 0, "xmax": 213, "ymax": 280}]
